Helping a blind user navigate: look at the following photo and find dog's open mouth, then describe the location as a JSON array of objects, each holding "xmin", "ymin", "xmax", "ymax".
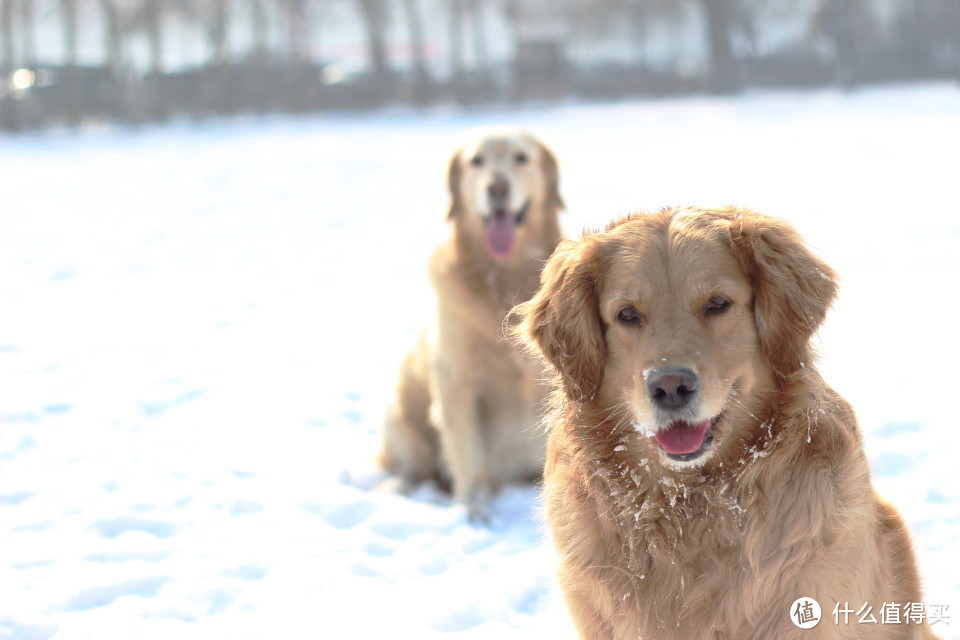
[
  {"xmin": 483, "ymin": 200, "xmax": 530, "ymax": 259},
  {"xmin": 653, "ymin": 414, "xmax": 722, "ymax": 462}
]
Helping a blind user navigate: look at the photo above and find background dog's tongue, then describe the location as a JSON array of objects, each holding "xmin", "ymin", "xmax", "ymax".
[
  {"xmin": 654, "ymin": 420, "xmax": 711, "ymax": 454},
  {"xmin": 485, "ymin": 213, "xmax": 515, "ymax": 258}
]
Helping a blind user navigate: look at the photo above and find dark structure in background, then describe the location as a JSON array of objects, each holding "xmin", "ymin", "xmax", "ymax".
[{"xmin": 1, "ymin": 0, "xmax": 958, "ymax": 132}]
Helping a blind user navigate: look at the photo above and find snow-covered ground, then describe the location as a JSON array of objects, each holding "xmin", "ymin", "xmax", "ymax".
[{"xmin": 2, "ymin": 83, "xmax": 959, "ymax": 639}]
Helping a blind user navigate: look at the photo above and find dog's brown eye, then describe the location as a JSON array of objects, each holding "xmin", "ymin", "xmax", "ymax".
[
  {"xmin": 514, "ymin": 151, "xmax": 528, "ymax": 165},
  {"xmin": 705, "ymin": 296, "xmax": 731, "ymax": 315},
  {"xmin": 617, "ymin": 306, "xmax": 641, "ymax": 324},
  {"xmin": 470, "ymin": 155, "xmax": 484, "ymax": 167}
]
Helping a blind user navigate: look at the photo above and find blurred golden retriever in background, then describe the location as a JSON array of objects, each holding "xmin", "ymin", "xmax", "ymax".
[
  {"xmin": 514, "ymin": 206, "xmax": 939, "ymax": 639},
  {"xmin": 379, "ymin": 129, "xmax": 564, "ymax": 522}
]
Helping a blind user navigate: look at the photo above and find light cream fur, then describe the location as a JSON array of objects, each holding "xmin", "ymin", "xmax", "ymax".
[
  {"xmin": 379, "ymin": 129, "xmax": 565, "ymax": 521},
  {"xmin": 513, "ymin": 206, "xmax": 940, "ymax": 639}
]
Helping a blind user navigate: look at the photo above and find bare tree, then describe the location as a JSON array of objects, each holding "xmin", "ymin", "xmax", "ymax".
[
  {"xmin": 625, "ymin": 0, "xmax": 684, "ymax": 64},
  {"xmin": 19, "ymin": 0, "xmax": 35, "ymax": 68},
  {"xmin": 400, "ymin": 0, "xmax": 430, "ymax": 86},
  {"xmin": 466, "ymin": 0, "xmax": 488, "ymax": 74},
  {"xmin": 249, "ymin": 0, "xmax": 269, "ymax": 57},
  {"xmin": 501, "ymin": 0, "xmax": 520, "ymax": 53},
  {"xmin": 894, "ymin": 0, "xmax": 960, "ymax": 75},
  {"xmin": 0, "ymin": 0, "xmax": 18, "ymax": 130},
  {"xmin": 142, "ymin": 0, "xmax": 165, "ymax": 74},
  {"xmin": 564, "ymin": 0, "xmax": 683, "ymax": 65},
  {"xmin": 98, "ymin": 0, "xmax": 124, "ymax": 75},
  {"xmin": 61, "ymin": 0, "xmax": 78, "ymax": 66},
  {"xmin": 176, "ymin": 0, "xmax": 233, "ymax": 64},
  {"xmin": 1, "ymin": 0, "xmax": 15, "ymax": 75},
  {"xmin": 448, "ymin": 0, "xmax": 465, "ymax": 79},
  {"xmin": 212, "ymin": 0, "xmax": 231, "ymax": 63},
  {"xmin": 354, "ymin": 0, "xmax": 391, "ymax": 82},
  {"xmin": 694, "ymin": 0, "xmax": 739, "ymax": 92},
  {"xmin": 280, "ymin": 0, "xmax": 312, "ymax": 61},
  {"xmin": 564, "ymin": 0, "xmax": 738, "ymax": 90},
  {"xmin": 811, "ymin": 0, "xmax": 881, "ymax": 87}
]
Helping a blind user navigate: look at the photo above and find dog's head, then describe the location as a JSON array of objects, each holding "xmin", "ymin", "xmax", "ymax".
[
  {"xmin": 446, "ymin": 129, "xmax": 564, "ymax": 260},
  {"xmin": 515, "ymin": 207, "xmax": 837, "ymax": 468}
]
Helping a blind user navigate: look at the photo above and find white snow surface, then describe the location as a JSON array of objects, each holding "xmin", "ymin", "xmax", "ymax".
[{"xmin": 2, "ymin": 83, "xmax": 959, "ymax": 639}]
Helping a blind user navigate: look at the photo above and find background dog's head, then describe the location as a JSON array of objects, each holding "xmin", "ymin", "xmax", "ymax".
[
  {"xmin": 446, "ymin": 129, "xmax": 564, "ymax": 261},
  {"xmin": 514, "ymin": 207, "xmax": 837, "ymax": 468}
]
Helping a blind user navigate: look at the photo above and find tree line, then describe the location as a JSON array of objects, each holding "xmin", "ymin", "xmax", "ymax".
[{"xmin": 1, "ymin": 0, "xmax": 958, "ymax": 131}]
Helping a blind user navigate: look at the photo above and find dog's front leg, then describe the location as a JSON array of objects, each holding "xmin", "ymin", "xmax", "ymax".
[{"xmin": 433, "ymin": 373, "xmax": 491, "ymax": 523}]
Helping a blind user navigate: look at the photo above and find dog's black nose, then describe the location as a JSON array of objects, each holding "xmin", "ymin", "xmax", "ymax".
[
  {"xmin": 647, "ymin": 368, "xmax": 698, "ymax": 411},
  {"xmin": 487, "ymin": 175, "xmax": 509, "ymax": 199}
]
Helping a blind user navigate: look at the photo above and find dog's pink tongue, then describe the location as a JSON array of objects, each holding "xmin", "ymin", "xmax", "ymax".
[
  {"xmin": 654, "ymin": 420, "xmax": 711, "ymax": 454},
  {"xmin": 485, "ymin": 212, "xmax": 515, "ymax": 258}
]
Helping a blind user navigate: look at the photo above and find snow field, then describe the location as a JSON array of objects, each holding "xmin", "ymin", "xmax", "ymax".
[{"xmin": 1, "ymin": 82, "xmax": 958, "ymax": 638}]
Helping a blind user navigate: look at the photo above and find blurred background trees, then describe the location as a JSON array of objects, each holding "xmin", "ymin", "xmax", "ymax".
[{"xmin": 0, "ymin": 0, "xmax": 958, "ymax": 131}]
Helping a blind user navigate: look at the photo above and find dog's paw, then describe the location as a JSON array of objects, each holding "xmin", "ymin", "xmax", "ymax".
[
  {"xmin": 466, "ymin": 501, "xmax": 492, "ymax": 526},
  {"xmin": 456, "ymin": 483, "xmax": 493, "ymax": 525}
]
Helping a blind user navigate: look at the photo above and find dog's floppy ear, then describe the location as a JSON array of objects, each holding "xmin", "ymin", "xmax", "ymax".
[
  {"xmin": 513, "ymin": 237, "xmax": 604, "ymax": 402},
  {"xmin": 536, "ymin": 141, "xmax": 565, "ymax": 213},
  {"xmin": 730, "ymin": 211, "xmax": 838, "ymax": 377},
  {"xmin": 445, "ymin": 147, "xmax": 464, "ymax": 221}
]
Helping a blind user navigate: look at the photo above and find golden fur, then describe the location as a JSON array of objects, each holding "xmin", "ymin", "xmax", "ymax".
[
  {"xmin": 379, "ymin": 130, "xmax": 565, "ymax": 521},
  {"xmin": 513, "ymin": 206, "xmax": 939, "ymax": 639}
]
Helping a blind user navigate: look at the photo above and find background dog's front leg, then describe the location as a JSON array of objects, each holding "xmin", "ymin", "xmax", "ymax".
[{"xmin": 433, "ymin": 374, "xmax": 491, "ymax": 523}]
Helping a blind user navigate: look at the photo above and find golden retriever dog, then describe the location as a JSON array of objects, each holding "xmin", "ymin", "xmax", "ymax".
[
  {"xmin": 379, "ymin": 129, "xmax": 565, "ymax": 521},
  {"xmin": 513, "ymin": 206, "xmax": 939, "ymax": 639}
]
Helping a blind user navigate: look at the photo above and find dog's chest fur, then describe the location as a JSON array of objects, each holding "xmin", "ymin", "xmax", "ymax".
[
  {"xmin": 549, "ymin": 409, "xmax": 850, "ymax": 640},
  {"xmin": 588, "ymin": 445, "xmax": 758, "ymax": 592}
]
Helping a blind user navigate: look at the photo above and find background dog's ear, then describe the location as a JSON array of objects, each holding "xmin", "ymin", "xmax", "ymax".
[
  {"xmin": 731, "ymin": 211, "xmax": 838, "ymax": 377},
  {"xmin": 445, "ymin": 147, "xmax": 464, "ymax": 221},
  {"xmin": 512, "ymin": 238, "xmax": 604, "ymax": 402},
  {"xmin": 536, "ymin": 141, "xmax": 566, "ymax": 213}
]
